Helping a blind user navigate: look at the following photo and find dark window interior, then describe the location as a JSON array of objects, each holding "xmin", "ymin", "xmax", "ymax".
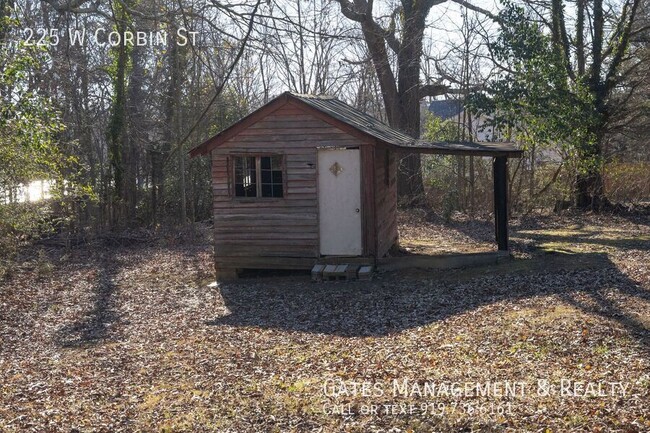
[
  {"xmin": 234, "ymin": 156, "xmax": 257, "ymax": 197},
  {"xmin": 233, "ymin": 155, "xmax": 283, "ymax": 198},
  {"xmin": 260, "ymin": 155, "xmax": 283, "ymax": 197}
]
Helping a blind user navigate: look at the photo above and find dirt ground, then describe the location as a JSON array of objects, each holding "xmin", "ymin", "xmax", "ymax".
[
  {"xmin": 1, "ymin": 212, "xmax": 649, "ymax": 432},
  {"xmin": 397, "ymin": 209, "xmax": 497, "ymax": 255}
]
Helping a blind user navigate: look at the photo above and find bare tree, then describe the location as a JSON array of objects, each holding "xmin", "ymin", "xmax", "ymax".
[{"xmin": 331, "ymin": 0, "xmax": 493, "ymax": 201}]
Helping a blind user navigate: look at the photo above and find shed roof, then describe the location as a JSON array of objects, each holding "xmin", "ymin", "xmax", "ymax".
[
  {"xmin": 290, "ymin": 93, "xmax": 415, "ymax": 147},
  {"xmin": 190, "ymin": 92, "xmax": 522, "ymax": 158}
]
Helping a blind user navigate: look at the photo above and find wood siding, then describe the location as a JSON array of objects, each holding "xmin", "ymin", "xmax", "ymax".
[
  {"xmin": 374, "ymin": 144, "xmax": 398, "ymax": 258},
  {"xmin": 211, "ymin": 103, "xmax": 372, "ymax": 266}
]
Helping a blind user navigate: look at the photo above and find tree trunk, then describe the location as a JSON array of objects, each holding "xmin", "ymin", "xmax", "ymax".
[
  {"xmin": 107, "ymin": 21, "xmax": 128, "ymax": 229},
  {"xmin": 156, "ymin": 25, "xmax": 182, "ymax": 223},
  {"xmin": 576, "ymin": 171, "xmax": 605, "ymax": 209},
  {"xmin": 576, "ymin": 134, "xmax": 606, "ymax": 209},
  {"xmin": 125, "ymin": 42, "xmax": 146, "ymax": 225},
  {"xmin": 394, "ymin": 5, "xmax": 426, "ymax": 200},
  {"xmin": 150, "ymin": 150, "xmax": 162, "ymax": 227},
  {"xmin": 347, "ymin": 0, "xmax": 429, "ymax": 202}
]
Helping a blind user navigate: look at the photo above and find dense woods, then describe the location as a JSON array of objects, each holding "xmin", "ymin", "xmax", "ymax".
[{"xmin": 1, "ymin": 0, "xmax": 649, "ymax": 255}]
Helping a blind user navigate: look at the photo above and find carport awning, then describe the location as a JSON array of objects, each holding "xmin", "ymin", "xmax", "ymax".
[
  {"xmin": 393, "ymin": 139, "xmax": 520, "ymax": 252},
  {"xmin": 395, "ymin": 140, "xmax": 523, "ymax": 158},
  {"xmin": 287, "ymin": 93, "xmax": 523, "ymax": 158}
]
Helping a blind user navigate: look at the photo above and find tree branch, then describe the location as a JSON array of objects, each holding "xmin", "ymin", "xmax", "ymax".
[
  {"xmin": 449, "ymin": 0, "xmax": 500, "ymax": 22},
  {"xmin": 605, "ymin": 0, "xmax": 641, "ymax": 93},
  {"xmin": 331, "ymin": 0, "xmax": 401, "ymax": 52},
  {"xmin": 551, "ymin": 0, "xmax": 576, "ymax": 80},
  {"xmin": 419, "ymin": 83, "xmax": 449, "ymax": 98}
]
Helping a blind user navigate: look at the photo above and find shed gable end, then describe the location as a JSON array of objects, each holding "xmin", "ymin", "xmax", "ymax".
[
  {"xmin": 210, "ymin": 103, "xmax": 369, "ymax": 262},
  {"xmin": 215, "ymin": 103, "xmax": 366, "ymax": 151}
]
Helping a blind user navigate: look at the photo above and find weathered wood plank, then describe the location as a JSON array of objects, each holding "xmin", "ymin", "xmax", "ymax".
[
  {"xmin": 286, "ymin": 187, "xmax": 316, "ymax": 194},
  {"xmin": 214, "ymin": 213, "xmax": 318, "ymax": 221},
  {"xmin": 214, "ymin": 147, "xmax": 316, "ymax": 155},
  {"xmin": 374, "ymin": 146, "xmax": 398, "ymax": 258},
  {"xmin": 215, "ymin": 256, "xmax": 318, "ymax": 269},
  {"xmin": 219, "ymin": 141, "xmax": 359, "ymax": 149},
  {"xmin": 237, "ymin": 127, "xmax": 351, "ymax": 136},
  {"xmin": 214, "ymin": 225, "xmax": 316, "ymax": 233},
  {"xmin": 231, "ymin": 133, "xmax": 354, "ymax": 142},
  {"xmin": 215, "ymin": 220, "xmax": 318, "ymax": 231},
  {"xmin": 249, "ymin": 120, "xmax": 332, "ymax": 129},
  {"xmin": 215, "ymin": 232, "xmax": 318, "ymax": 241},
  {"xmin": 361, "ymin": 144, "xmax": 376, "ymax": 256},
  {"xmin": 214, "ymin": 210, "xmax": 317, "ymax": 218},
  {"xmin": 216, "ymin": 246, "xmax": 318, "ymax": 257},
  {"xmin": 213, "ymin": 200, "xmax": 317, "ymax": 207},
  {"xmin": 216, "ymin": 239, "xmax": 318, "ymax": 247}
]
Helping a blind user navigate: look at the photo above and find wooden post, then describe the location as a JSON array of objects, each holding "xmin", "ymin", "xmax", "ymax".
[{"xmin": 493, "ymin": 157, "xmax": 509, "ymax": 251}]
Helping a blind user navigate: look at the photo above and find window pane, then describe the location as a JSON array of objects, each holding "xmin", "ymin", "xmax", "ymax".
[
  {"xmin": 234, "ymin": 156, "xmax": 257, "ymax": 197},
  {"xmin": 234, "ymin": 155, "xmax": 283, "ymax": 198},
  {"xmin": 259, "ymin": 155, "xmax": 283, "ymax": 198}
]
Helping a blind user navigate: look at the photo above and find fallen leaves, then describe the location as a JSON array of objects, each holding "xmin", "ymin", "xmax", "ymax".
[{"xmin": 0, "ymin": 214, "xmax": 648, "ymax": 432}]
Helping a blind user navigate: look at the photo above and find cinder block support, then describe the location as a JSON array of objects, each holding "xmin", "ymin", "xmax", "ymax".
[
  {"xmin": 311, "ymin": 264, "xmax": 326, "ymax": 282},
  {"xmin": 357, "ymin": 265, "xmax": 373, "ymax": 280},
  {"xmin": 493, "ymin": 156, "xmax": 509, "ymax": 252}
]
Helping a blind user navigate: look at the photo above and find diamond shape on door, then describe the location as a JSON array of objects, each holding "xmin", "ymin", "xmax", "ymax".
[{"xmin": 329, "ymin": 161, "xmax": 343, "ymax": 176}]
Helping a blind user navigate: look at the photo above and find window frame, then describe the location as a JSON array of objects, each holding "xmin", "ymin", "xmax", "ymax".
[{"xmin": 229, "ymin": 153, "xmax": 286, "ymax": 200}]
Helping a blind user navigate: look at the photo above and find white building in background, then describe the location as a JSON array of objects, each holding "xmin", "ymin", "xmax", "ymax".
[
  {"xmin": 422, "ymin": 98, "xmax": 506, "ymax": 142},
  {"xmin": 421, "ymin": 99, "xmax": 563, "ymax": 164}
]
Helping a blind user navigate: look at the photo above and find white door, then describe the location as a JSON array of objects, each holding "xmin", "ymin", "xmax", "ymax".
[{"xmin": 318, "ymin": 148, "xmax": 362, "ymax": 256}]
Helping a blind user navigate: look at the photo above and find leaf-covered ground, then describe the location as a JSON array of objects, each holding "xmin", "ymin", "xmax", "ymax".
[{"xmin": 1, "ymin": 213, "xmax": 649, "ymax": 432}]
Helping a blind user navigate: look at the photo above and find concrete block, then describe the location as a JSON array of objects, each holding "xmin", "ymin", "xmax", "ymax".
[
  {"xmin": 311, "ymin": 264, "xmax": 326, "ymax": 282},
  {"xmin": 357, "ymin": 265, "xmax": 373, "ymax": 280}
]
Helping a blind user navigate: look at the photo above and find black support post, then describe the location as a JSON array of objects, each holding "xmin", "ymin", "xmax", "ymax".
[{"xmin": 493, "ymin": 156, "xmax": 509, "ymax": 251}]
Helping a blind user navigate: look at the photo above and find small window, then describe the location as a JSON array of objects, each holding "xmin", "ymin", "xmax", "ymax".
[{"xmin": 232, "ymin": 155, "xmax": 284, "ymax": 198}]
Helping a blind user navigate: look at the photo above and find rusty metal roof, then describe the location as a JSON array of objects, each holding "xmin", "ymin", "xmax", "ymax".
[
  {"xmin": 291, "ymin": 93, "xmax": 522, "ymax": 157},
  {"xmin": 190, "ymin": 92, "xmax": 522, "ymax": 158},
  {"xmin": 290, "ymin": 93, "xmax": 415, "ymax": 146}
]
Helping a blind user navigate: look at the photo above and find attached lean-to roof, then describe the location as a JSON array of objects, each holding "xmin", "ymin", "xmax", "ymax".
[
  {"xmin": 404, "ymin": 140, "xmax": 522, "ymax": 157},
  {"xmin": 189, "ymin": 92, "xmax": 522, "ymax": 158}
]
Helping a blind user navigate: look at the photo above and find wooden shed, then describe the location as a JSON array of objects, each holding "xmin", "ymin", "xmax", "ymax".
[{"xmin": 190, "ymin": 92, "xmax": 522, "ymax": 279}]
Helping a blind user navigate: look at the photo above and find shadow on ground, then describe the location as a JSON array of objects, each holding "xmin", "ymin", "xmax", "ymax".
[
  {"xmin": 54, "ymin": 256, "xmax": 120, "ymax": 348},
  {"xmin": 207, "ymin": 251, "xmax": 649, "ymax": 351}
]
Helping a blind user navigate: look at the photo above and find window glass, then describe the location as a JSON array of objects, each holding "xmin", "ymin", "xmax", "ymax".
[
  {"xmin": 233, "ymin": 155, "xmax": 283, "ymax": 198},
  {"xmin": 260, "ymin": 156, "xmax": 283, "ymax": 197},
  {"xmin": 234, "ymin": 156, "xmax": 257, "ymax": 197}
]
